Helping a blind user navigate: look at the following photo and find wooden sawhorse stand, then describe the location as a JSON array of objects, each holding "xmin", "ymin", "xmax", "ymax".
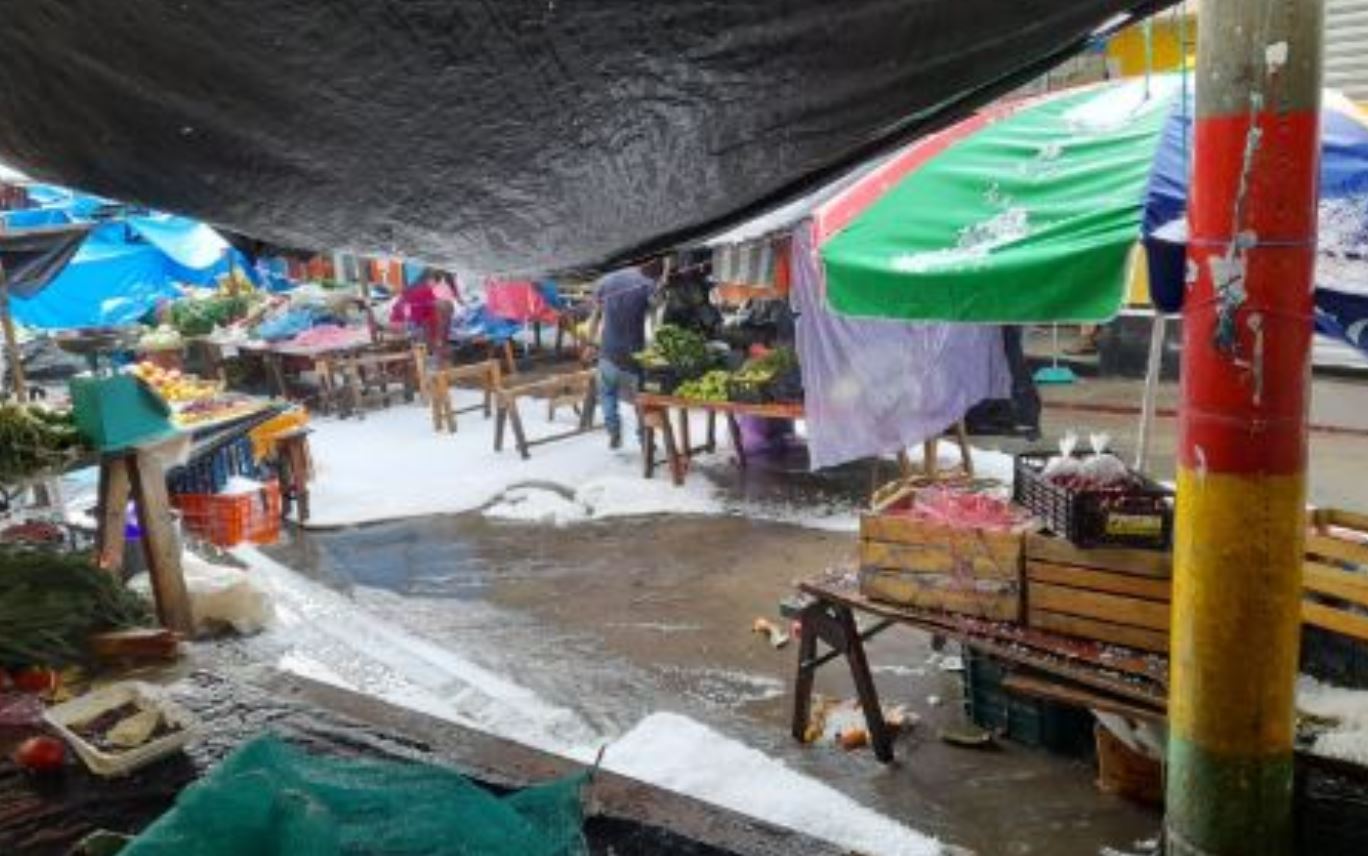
[
  {"xmin": 93, "ymin": 440, "xmax": 194, "ymax": 635},
  {"xmin": 494, "ymin": 370, "xmax": 598, "ymax": 459},
  {"xmin": 273, "ymin": 428, "xmax": 314, "ymax": 523},
  {"xmin": 791, "ymin": 599, "xmax": 897, "ymax": 762},
  {"xmin": 429, "ymin": 359, "xmax": 502, "ymax": 433}
]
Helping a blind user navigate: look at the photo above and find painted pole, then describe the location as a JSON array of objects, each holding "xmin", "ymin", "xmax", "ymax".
[{"xmin": 1166, "ymin": 1, "xmax": 1323, "ymax": 854}]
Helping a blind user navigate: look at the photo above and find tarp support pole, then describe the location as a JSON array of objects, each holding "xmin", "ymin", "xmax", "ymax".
[
  {"xmin": 1134, "ymin": 313, "xmax": 1166, "ymax": 471},
  {"xmin": 1166, "ymin": 1, "xmax": 1323, "ymax": 854},
  {"xmin": 0, "ymin": 260, "xmax": 27, "ymax": 400}
]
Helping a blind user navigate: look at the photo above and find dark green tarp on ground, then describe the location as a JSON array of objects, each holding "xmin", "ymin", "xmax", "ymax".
[{"xmin": 124, "ymin": 735, "xmax": 589, "ymax": 856}]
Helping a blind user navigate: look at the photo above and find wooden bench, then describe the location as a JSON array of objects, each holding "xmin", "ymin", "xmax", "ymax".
[
  {"xmin": 322, "ymin": 344, "xmax": 427, "ymax": 418},
  {"xmin": 428, "ymin": 359, "xmax": 502, "ymax": 433},
  {"xmin": 493, "ymin": 370, "xmax": 598, "ymax": 459}
]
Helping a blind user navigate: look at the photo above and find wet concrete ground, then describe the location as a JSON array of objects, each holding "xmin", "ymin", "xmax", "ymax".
[
  {"xmin": 258, "ymin": 369, "xmax": 1368, "ymax": 855},
  {"xmin": 267, "ymin": 503, "xmax": 1159, "ymax": 855}
]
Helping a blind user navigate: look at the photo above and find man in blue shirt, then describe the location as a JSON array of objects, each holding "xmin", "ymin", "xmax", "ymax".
[{"xmin": 588, "ymin": 259, "xmax": 662, "ymax": 448}]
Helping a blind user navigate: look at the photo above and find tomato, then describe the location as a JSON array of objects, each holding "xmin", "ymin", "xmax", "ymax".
[
  {"xmin": 12, "ymin": 667, "xmax": 58, "ymax": 694},
  {"xmin": 13, "ymin": 736, "xmax": 66, "ymax": 773}
]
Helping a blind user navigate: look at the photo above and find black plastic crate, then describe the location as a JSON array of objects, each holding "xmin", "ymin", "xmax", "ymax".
[
  {"xmin": 725, "ymin": 376, "xmax": 771, "ymax": 404},
  {"xmin": 637, "ymin": 365, "xmax": 685, "ymax": 395},
  {"xmin": 769, "ymin": 365, "xmax": 804, "ymax": 404},
  {"xmin": 1013, "ymin": 451, "xmax": 1173, "ymax": 550},
  {"xmin": 962, "ymin": 651, "xmax": 1095, "ymax": 758}
]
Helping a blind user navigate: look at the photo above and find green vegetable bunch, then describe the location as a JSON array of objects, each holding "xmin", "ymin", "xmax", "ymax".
[
  {"xmin": 0, "ymin": 549, "xmax": 153, "ymax": 667},
  {"xmin": 676, "ymin": 370, "xmax": 732, "ymax": 402},
  {"xmin": 0, "ymin": 404, "xmax": 83, "ymax": 484},
  {"xmin": 169, "ymin": 294, "xmax": 254, "ymax": 337},
  {"xmin": 733, "ymin": 346, "xmax": 798, "ymax": 383},
  {"xmin": 653, "ymin": 325, "xmax": 712, "ymax": 378}
]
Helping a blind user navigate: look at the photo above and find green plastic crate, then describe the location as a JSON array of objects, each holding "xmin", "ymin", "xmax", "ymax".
[
  {"xmin": 962, "ymin": 651, "xmax": 1095, "ymax": 757},
  {"xmin": 69, "ymin": 374, "xmax": 177, "ymax": 452}
]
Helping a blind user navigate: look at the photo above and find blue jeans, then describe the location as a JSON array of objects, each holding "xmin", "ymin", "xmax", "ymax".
[{"xmin": 597, "ymin": 358, "xmax": 635, "ymax": 437}]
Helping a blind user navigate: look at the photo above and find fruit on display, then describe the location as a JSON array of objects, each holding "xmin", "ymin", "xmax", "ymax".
[
  {"xmin": 732, "ymin": 346, "xmax": 797, "ymax": 384},
  {"xmin": 129, "ymin": 362, "xmax": 221, "ymax": 404},
  {"xmin": 13, "ymin": 735, "xmax": 66, "ymax": 774},
  {"xmin": 137, "ymin": 325, "xmax": 184, "ymax": 352},
  {"xmin": 675, "ymin": 370, "xmax": 731, "ymax": 402}
]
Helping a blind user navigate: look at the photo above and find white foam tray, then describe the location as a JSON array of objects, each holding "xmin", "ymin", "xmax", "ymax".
[{"xmin": 43, "ymin": 681, "xmax": 200, "ymax": 778}]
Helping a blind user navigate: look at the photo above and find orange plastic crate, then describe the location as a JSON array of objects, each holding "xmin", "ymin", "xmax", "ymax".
[{"xmin": 173, "ymin": 480, "xmax": 282, "ymax": 548}]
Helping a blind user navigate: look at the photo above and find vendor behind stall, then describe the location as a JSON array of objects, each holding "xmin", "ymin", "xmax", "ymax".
[
  {"xmin": 588, "ymin": 259, "xmax": 662, "ymax": 448},
  {"xmin": 390, "ymin": 268, "xmax": 460, "ymax": 363}
]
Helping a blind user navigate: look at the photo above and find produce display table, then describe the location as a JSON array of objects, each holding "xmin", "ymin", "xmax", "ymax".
[
  {"xmin": 635, "ymin": 393, "xmax": 804, "ymax": 486},
  {"xmin": 790, "ymin": 569, "xmax": 1168, "ymax": 763},
  {"xmin": 235, "ymin": 331, "xmax": 374, "ymax": 412}
]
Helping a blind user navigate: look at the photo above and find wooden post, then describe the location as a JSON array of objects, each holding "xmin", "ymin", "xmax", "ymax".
[
  {"xmin": 0, "ymin": 260, "xmax": 28, "ymax": 400},
  {"xmin": 95, "ymin": 457, "xmax": 132, "ymax": 573},
  {"xmin": 125, "ymin": 446, "xmax": 194, "ymax": 635},
  {"xmin": 1168, "ymin": 1, "xmax": 1323, "ymax": 852}
]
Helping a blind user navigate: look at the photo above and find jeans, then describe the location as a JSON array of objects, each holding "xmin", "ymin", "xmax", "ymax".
[{"xmin": 597, "ymin": 358, "xmax": 636, "ymax": 437}]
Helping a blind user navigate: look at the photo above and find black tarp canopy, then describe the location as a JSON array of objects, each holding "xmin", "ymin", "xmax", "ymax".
[{"xmin": 0, "ymin": 1, "xmax": 1166, "ymax": 276}]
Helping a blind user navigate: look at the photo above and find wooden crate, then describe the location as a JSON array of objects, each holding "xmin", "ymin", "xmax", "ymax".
[
  {"xmin": 1302, "ymin": 509, "xmax": 1368, "ymax": 643},
  {"xmin": 1022, "ymin": 509, "xmax": 1368, "ymax": 655},
  {"xmin": 1024, "ymin": 533, "xmax": 1172, "ymax": 653},
  {"xmin": 858, "ymin": 495, "xmax": 1024, "ymax": 622}
]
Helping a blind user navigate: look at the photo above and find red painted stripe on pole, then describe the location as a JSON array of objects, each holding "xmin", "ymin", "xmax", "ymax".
[{"xmin": 1178, "ymin": 110, "xmax": 1320, "ymax": 475}]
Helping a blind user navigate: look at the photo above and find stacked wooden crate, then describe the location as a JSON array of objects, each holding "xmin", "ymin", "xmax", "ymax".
[
  {"xmin": 1023, "ymin": 533, "xmax": 1171, "ymax": 654},
  {"xmin": 859, "ymin": 493, "xmax": 1024, "ymax": 622},
  {"xmin": 1302, "ymin": 509, "xmax": 1368, "ymax": 643}
]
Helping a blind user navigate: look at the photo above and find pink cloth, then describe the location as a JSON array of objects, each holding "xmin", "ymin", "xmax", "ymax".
[
  {"xmin": 390, "ymin": 281, "xmax": 457, "ymax": 329},
  {"xmin": 484, "ymin": 280, "xmax": 556, "ymax": 323}
]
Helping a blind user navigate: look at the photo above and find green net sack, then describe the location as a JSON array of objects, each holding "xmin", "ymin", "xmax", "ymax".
[{"xmin": 124, "ymin": 735, "xmax": 588, "ymax": 856}]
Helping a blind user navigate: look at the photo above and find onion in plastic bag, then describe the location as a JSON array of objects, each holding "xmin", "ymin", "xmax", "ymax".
[{"xmin": 1042, "ymin": 431, "xmax": 1081, "ymax": 482}]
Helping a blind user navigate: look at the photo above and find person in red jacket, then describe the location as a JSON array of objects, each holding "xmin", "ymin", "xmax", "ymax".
[{"xmin": 391, "ymin": 269, "xmax": 459, "ymax": 363}]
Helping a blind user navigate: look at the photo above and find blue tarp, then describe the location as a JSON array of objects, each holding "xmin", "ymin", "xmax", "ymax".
[
  {"xmin": 1, "ymin": 208, "xmax": 71, "ymax": 229},
  {"xmin": 8, "ymin": 218, "xmax": 253, "ymax": 329}
]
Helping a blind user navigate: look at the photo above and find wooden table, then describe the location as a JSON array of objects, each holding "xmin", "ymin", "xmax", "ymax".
[
  {"xmin": 791, "ymin": 571, "xmax": 1168, "ymax": 762},
  {"xmin": 635, "ymin": 393, "xmax": 804, "ymax": 486}
]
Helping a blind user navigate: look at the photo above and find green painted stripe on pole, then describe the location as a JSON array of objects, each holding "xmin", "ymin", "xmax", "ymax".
[{"xmin": 1166, "ymin": 736, "xmax": 1294, "ymax": 855}]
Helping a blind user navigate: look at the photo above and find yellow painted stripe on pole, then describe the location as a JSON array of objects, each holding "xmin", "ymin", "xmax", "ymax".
[{"xmin": 1169, "ymin": 468, "xmax": 1306, "ymax": 754}]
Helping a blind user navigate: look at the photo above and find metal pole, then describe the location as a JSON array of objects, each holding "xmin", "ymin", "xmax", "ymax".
[
  {"xmin": 0, "ymin": 260, "xmax": 28, "ymax": 400},
  {"xmin": 1166, "ymin": 0, "xmax": 1323, "ymax": 853},
  {"xmin": 1134, "ymin": 312, "xmax": 1166, "ymax": 472}
]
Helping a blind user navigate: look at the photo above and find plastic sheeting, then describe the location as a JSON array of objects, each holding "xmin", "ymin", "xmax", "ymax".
[
  {"xmin": 8, "ymin": 222, "xmax": 242, "ymax": 329},
  {"xmin": 791, "ymin": 223, "xmax": 1010, "ymax": 470},
  {"xmin": 822, "ymin": 78, "xmax": 1176, "ymax": 323},
  {"xmin": 0, "ymin": 1, "xmax": 1164, "ymax": 276}
]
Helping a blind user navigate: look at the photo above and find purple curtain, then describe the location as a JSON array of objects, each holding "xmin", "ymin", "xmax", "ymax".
[{"xmin": 791, "ymin": 221, "xmax": 1010, "ymax": 469}]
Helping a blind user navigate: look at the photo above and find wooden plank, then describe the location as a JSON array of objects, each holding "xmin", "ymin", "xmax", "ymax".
[
  {"xmin": 1315, "ymin": 508, "xmax": 1368, "ymax": 534},
  {"xmin": 1028, "ymin": 583, "xmax": 1171, "ymax": 632},
  {"xmin": 862, "ymin": 570, "xmax": 1019, "ymax": 622},
  {"xmin": 1302, "ymin": 600, "xmax": 1368, "ymax": 643},
  {"xmin": 1024, "ymin": 532, "xmax": 1171, "ymax": 578},
  {"xmin": 800, "ymin": 576, "xmax": 1169, "ymax": 689},
  {"xmin": 127, "ymin": 446, "xmax": 194, "ymax": 635},
  {"xmin": 94, "ymin": 457, "xmax": 132, "ymax": 574},
  {"xmin": 1306, "ymin": 533, "xmax": 1368, "ymax": 570},
  {"xmin": 860, "ymin": 540, "xmax": 1019, "ymax": 580},
  {"xmin": 1026, "ymin": 560, "xmax": 1171, "ymax": 602},
  {"xmin": 1002, "ymin": 673, "xmax": 1166, "ymax": 722},
  {"xmin": 1028, "ymin": 608, "xmax": 1170, "ymax": 654},
  {"xmin": 1304, "ymin": 561, "xmax": 1368, "ymax": 609},
  {"xmin": 861, "ymin": 515, "xmax": 1022, "ymax": 560}
]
